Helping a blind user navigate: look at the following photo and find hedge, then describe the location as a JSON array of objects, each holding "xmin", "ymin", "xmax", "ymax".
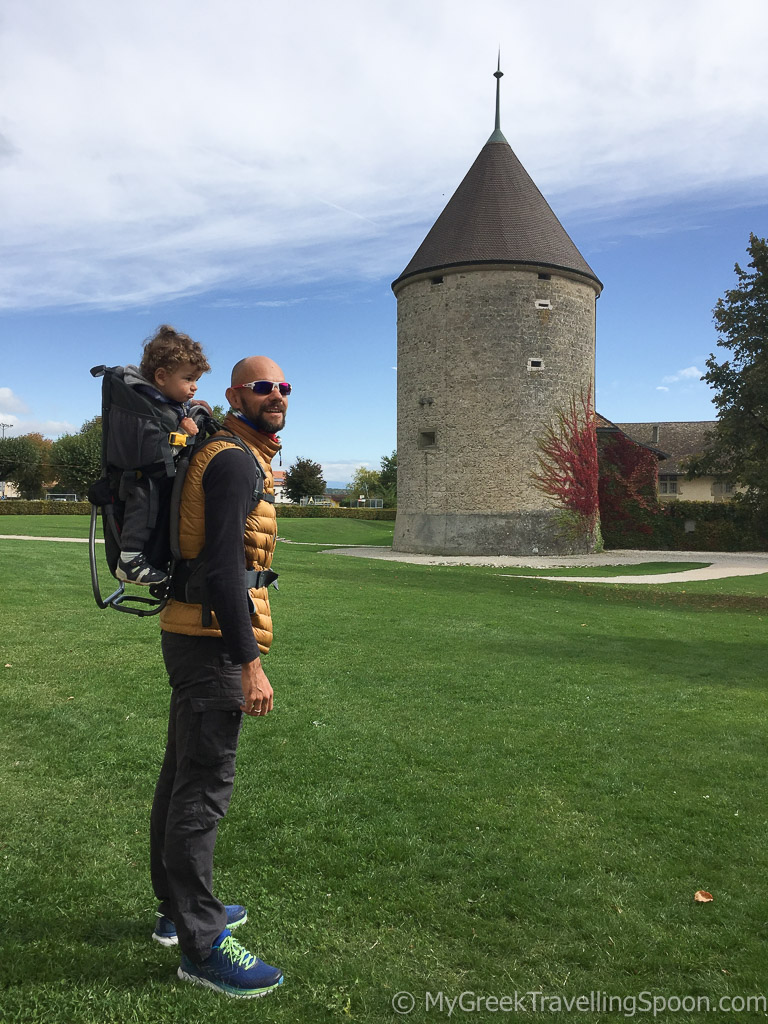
[
  {"xmin": 0, "ymin": 499, "xmax": 396, "ymax": 521},
  {"xmin": 603, "ymin": 499, "xmax": 768, "ymax": 552},
  {"xmin": 0, "ymin": 500, "xmax": 92, "ymax": 515}
]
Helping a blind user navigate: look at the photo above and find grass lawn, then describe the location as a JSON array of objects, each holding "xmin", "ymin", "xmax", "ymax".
[
  {"xmin": 0, "ymin": 514, "xmax": 394, "ymax": 546},
  {"xmin": 1, "ymin": 534, "xmax": 767, "ymax": 1023}
]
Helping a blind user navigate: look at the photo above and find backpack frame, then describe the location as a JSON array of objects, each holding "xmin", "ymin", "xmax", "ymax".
[{"xmin": 87, "ymin": 364, "xmax": 275, "ymax": 617}]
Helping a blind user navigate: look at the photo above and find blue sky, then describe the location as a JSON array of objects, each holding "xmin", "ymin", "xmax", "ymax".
[{"xmin": 1, "ymin": 0, "xmax": 766, "ymax": 484}]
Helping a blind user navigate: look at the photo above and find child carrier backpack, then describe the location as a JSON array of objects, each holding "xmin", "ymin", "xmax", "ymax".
[{"xmin": 88, "ymin": 364, "xmax": 276, "ymax": 617}]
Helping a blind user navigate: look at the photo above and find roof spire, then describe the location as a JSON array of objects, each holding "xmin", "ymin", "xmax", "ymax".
[
  {"xmin": 488, "ymin": 52, "xmax": 507, "ymax": 144},
  {"xmin": 494, "ymin": 51, "xmax": 503, "ymax": 131}
]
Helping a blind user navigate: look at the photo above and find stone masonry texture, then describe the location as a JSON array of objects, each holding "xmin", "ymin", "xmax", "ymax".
[{"xmin": 393, "ymin": 264, "xmax": 598, "ymax": 555}]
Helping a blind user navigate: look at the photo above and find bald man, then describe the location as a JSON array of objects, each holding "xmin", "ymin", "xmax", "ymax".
[{"xmin": 149, "ymin": 356, "xmax": 290, "ymax": 998}]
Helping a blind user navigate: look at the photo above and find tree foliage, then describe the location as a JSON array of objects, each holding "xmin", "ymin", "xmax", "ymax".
[
  {"xmin": 532, "ymin": 387, "xmax": 600, "ymax": 545},
  {"xmin": 688, "ymin": 234, "xmax": 768, "ymax": 507},
  {"xmin": 283, "ymin": 456, "xmax": 326, "ymax": 503},
  {"xmin": 0, "ymin": 433, "xmax": 54, "ymax": 498},
  {"xmin": 347, "ymin": 466, "xmax": 382, "ymax": 500},
  {"xmin": 51, "ymin": 416, "xmax": 102, "ymax": 498},
  {"xmin": 379, "ymin": 450, "xmax": 397, "ymax": 491}
]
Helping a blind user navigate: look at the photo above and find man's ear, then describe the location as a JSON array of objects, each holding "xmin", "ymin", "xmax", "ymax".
[{"xmin": 225, "ymin": 386, "xmax": 239, "ymax": 411}]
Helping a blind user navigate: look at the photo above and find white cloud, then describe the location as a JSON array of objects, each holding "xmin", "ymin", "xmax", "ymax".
[
  {"xmin": 0, "ymin": 416, "xmax": 77, "ymax": 438},
  {"xmin": 321, "ymin": 460, "xmax": 374, "ymax": 484},
  {"xmin": 661, "ymin": 366, "xmax": 703, "ymax": 384},
  {"xmin": 1, "ymin": 0, "xmax": 767, "ymax": 310},
  {"xmin": 656, "ymin": 386, "xmax": 670, "ymax": 391},
  {"xmin": 0, "ymin": 388, "xmax": 29, "ymax": 415}
]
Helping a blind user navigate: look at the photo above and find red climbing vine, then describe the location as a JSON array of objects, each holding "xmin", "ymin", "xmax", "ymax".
[{"xmin": 532, "ymin": 386, "xmax": 600, "ymax": 544}]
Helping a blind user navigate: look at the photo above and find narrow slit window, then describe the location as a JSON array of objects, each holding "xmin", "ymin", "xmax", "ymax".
[
  {"xmin": 535, "ymin": 299, "xmax": 552, "ymax": 310},
  {"xmin": 431, "ymin": 276, "xmax": 444, "ymax": 285},
  {"xmin": 538, "ymin": 273, "xmax": 551, "ymax": 280},
  {"xmin": 528, "ymin": 358, "xmax": 543, "ymax": 371}
]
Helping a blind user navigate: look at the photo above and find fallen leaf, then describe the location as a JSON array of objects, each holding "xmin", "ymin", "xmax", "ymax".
[{"xmin": 694, "ymin": 890, "xmax": 714, "ymax": 902}]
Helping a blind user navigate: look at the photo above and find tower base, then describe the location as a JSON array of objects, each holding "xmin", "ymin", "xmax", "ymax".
[{"xmin": 393, "ymin": 511, "xmax": 597, "ymax": 556}]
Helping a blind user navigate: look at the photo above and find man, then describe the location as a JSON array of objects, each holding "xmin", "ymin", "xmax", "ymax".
[{"xmin": 149, "ymin": 355, "xmax": 290, "ymax": 999}]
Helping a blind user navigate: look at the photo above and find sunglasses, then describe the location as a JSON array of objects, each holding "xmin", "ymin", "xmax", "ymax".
[{"xmin": 232, "ymin": 380, "xmax": 292, "ymax": 397}]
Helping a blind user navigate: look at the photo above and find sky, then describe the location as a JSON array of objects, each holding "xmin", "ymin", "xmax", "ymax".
[{"xmin": 1, "ymin": 0, "xmax": 766, "ymax": 484}]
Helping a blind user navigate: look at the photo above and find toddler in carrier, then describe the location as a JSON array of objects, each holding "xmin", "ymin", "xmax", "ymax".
[{"xmin": 116, "ymin": 325, "xmax": 211, "ymax": 586}]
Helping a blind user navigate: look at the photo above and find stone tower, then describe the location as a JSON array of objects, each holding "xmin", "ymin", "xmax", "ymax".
[{"xmin": 392, "ymin": 66, "xmax": 602, "ymax": 555}]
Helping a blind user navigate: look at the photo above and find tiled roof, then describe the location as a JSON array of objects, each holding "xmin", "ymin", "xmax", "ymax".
[
  {"xmin": 596, "ymin": 413, "xmax": 668, "ymax": 459},
  {"xmin": 616, "ymin": 422, "xmax": 717, "ymax": 474},
  {"xmin": 392, "ymin": 130, "xmax": 601, "ymax": 291}
]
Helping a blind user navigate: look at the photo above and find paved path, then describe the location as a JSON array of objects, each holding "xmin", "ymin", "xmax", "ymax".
[
  {"xmin": 324, "ymin": 546, "xmax": 768, "ymax": 584},
  {"xmin": 0, "ymin": 534, "xmax": 99, "ymax": 543}
]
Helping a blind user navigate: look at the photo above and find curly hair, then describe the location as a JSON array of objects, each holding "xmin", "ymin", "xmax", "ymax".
[{"xmin": 139, "ymin": 325, "xmax": 211, "ymax": 383}]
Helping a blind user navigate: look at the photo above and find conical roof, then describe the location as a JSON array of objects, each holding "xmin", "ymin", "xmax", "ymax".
[{"xmin": 392, "ymin": 128, "xmax": 601, "ymax": 291}]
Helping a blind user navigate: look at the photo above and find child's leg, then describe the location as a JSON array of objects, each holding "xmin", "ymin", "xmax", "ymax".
[{"xmin": 117, "ymin": 478, "xmax": 168, "ymax": 585}]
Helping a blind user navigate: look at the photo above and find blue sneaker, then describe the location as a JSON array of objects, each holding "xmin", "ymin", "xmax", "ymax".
[
  {"xmin": 152, "ymin": 904, "xmax": 247, "ymax": 947},
  {"xmin": 177, "ymin": 929, "xmax": 283, "ymax": 999}
]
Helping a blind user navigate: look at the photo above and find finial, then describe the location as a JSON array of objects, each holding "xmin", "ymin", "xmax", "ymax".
[{"xmin": 493, "ymin": 50, "xmax": 503, "ymax": 132}]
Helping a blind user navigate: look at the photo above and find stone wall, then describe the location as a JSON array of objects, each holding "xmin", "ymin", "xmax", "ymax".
[{"xmin": 393, "ymin": 263, "xmax": 599, "ymax": 554}]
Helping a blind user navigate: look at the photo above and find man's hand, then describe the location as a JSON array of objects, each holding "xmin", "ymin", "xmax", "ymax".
[{"xmin": 240, "ymin": 658, "xmax": 274, "ymax": 717}]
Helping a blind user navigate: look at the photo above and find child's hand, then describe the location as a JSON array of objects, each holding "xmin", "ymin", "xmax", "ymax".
[{"xmin": 179, "ymin": 416, "xmax": 199, "ymax": 436}]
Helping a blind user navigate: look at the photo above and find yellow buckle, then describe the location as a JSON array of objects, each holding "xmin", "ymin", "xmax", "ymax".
[{"xmin": 168, "ymin": 431, "xmax": 189, "ymax": 447}]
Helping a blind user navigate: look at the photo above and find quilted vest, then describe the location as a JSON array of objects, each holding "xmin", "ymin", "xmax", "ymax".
[{"xmin": 159, "ymin": 412, "xmax": 281, "ymax": 653}]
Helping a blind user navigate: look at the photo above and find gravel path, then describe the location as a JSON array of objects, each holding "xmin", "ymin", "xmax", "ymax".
[{"xmin": 324, "ymin": 546, "xmax": 768, "ymax": 584}]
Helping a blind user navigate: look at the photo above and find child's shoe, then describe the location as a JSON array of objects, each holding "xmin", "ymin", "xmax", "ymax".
[{"xmin": 116, "ymin": 551, "xmax": 168, "ymax": 586}]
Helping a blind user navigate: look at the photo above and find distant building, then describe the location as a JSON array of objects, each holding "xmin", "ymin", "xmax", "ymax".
[
  {"xmin": 616, "ymin": 421, "xmax": 734, "ymax": 502},
  {"xmin": 272, "ymin": 469, "xmax": 289, "ymax": 504}
]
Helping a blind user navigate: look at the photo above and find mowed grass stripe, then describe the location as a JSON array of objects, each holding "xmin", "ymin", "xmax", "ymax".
[
  {"xmin": 0, "ymin": 513, "xmax": 395, "ymax": 546},
  {"xmin": 0, "ymin": 538, "xmax": 766, "ymax": 1023}
]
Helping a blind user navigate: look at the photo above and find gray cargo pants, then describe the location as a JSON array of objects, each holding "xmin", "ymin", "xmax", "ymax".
[{"xmin": 150, "ymin": 632, "xmax": 244, "ymax": 962}]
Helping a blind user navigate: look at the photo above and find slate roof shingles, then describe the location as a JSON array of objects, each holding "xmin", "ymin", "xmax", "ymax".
[{"xmin": 393, "ymin": 132, "xmax": 601, "ymax": 290}]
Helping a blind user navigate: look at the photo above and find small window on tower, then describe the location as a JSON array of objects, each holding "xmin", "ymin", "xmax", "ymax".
[
  {"xmin": 418, "ymin": 431, "xmax": 436, "ymax": 449},
  {"xmin": 528, "ymin": 358, "xmax": 543, "ymax": 371},
  {"xmin": 535, "ymin": 299, "xmax": 552, "ymax": 310},
  {"xmin": 431, "ymin": 276, "xmax": 444, "ymax": 285},
  {"xmin": 538, "ymin": 273, "xmax": 551, "ymax": 280}
]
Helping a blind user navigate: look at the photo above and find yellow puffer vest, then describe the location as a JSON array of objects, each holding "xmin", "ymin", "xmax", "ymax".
[{"xmin": 159, "ymin": 413, "xmax": 281, "ymax": 653}]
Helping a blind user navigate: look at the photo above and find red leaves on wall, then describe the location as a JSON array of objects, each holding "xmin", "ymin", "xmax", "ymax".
[{"xmin": 532, "ymin": 387, "xmax": 599, "ymax": 537}]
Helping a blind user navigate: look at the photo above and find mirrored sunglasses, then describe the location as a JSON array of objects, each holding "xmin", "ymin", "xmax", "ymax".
[{"xmin": 233, "ymin": 380, "xmax": 292, "ymax": 397}]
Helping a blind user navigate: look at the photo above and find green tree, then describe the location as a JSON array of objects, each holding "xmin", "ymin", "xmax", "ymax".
[
  {"xmin": 283, "ymin": 457, "xmax": 326, "ymax": 503},
  {"xmin": 0, "ymin": 433, "xmax": 53, "ymax": 498},
  {"xmin": 51, "ymin": 416, "xmax": 102, "ymax": 498},
  {"xmin": 378, "ymin": 450, "xmax": 398, "ymax": 507},
  {"xmin": 688, "ymin": 234, "xmax": 768, "ymax": 507},
  {"xmin": 346, "ymin": 466, "xmax": 381, "ymax": 503},
  {"xmin": 379, "ymin": 450, "xmax": 397, "ymax": 489}
]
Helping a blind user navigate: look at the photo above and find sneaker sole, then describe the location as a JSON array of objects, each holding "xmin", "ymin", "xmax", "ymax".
[
  {"xmin": 152, "ymin": 911, "xmax": 247, "ymax": 947},
  {"xmin": 115, "ymin": 569, "xmax": 168, "ymax": 586},
  {"xmin": 177, "ymin": 966, "xmax": 283, "ymax": 998}
]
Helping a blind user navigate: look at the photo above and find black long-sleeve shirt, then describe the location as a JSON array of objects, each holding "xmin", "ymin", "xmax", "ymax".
[{"xmin": 202, "ymin": 447, "xmax": 264, "ymax": 665}]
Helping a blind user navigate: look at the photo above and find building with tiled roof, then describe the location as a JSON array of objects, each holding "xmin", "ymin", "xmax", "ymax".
[{"xmin": 616, "ymin": 421, "xmax": 733, "ymax": 501}]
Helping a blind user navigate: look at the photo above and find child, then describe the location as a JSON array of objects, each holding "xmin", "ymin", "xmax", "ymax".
[{"xmin": 116, "ymin": 325, "xmax": 211, "ymax": 586}]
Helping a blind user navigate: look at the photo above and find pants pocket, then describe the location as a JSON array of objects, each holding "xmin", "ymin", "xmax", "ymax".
[{"xmin": 189, "ymin": 699, "xmax": 243, "ymax": 765}]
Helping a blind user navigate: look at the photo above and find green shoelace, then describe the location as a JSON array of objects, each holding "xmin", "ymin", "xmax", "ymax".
[{"xmin": 218, "ymin": 934, "xmax": 257, "ymax": 970}]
